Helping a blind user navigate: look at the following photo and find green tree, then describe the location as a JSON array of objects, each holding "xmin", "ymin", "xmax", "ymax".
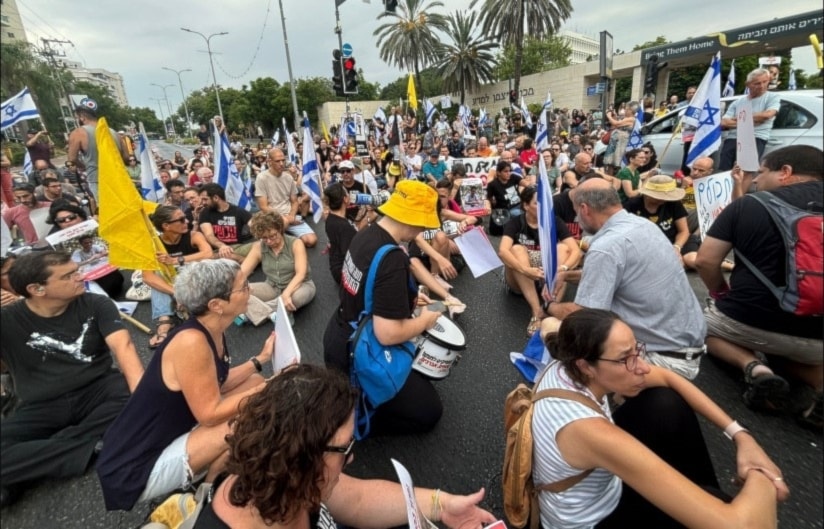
[
  {"xmin": 470, "ymin": 0, "xmax": 572, "ymax": 96},
  {"xmin": 126, "ymin": 107, "xmax": 164, "ymax": 136},
  {"xmin": 494, "ymin": 34, "xmax": 571, "ymax": 81},
  {"xmin": 373, "ymin": 0, "xmax": 448, "ymax": 101},
  {"xmin": 379, "ymin": 68, "xmax": 443, "ymax": 103},
  {"xmin": 632, "ymin": 36, "xmax": 669, "ymax": 51},
  {"xmin": 434, "ymin": 11, "xmax": 497, "ymax": 105}
]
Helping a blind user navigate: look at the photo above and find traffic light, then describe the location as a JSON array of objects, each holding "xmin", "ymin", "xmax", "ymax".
[
  {"xmin": 384, "ymin": 0, "xmax": 398, "ymax": 14},
  {"xmin": 343, "ymin": 56, "xmax": 359, "ymax": 95},
  {"xmin": 643, "ymin": 55, "xmax": 667, "ymax": 96},
  {"xmin": 332, "ymin": 49, "xmax": 344, "ymax": 96}
]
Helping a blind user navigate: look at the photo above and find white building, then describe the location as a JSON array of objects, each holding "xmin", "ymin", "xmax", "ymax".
[
  {"xmin": 558, "ymin": 29, "xmax": 600, "ymax": 65},
  {"xmin": 57, "ymin": 59, "xmax": 130, "ymax": 107},
  {"xmin": 0, "ymin": 0, "xmax": 28, "ymax": 46}
]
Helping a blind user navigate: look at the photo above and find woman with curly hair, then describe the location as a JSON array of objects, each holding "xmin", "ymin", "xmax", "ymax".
[{"xmin": 193, "ymin": 364, "xmax": 495, "ymax": 528}]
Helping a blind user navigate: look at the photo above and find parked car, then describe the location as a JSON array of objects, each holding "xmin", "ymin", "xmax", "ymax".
[{"xmin": 640, "ymin": 90, "xmax": 823, "ymax": 173}]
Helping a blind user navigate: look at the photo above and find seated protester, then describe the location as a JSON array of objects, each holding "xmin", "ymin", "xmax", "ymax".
[
  {"xmin": 540, "ymin": 148, "xmax": 562, "ymax": 193},
  {"xmin": 198, "ymin": 183, "xmax": 254, "ymax": 264},
  {"xmin": 447, "ymin": 131, "xmax": 465, "ymax": 158},
  {"xmin": 35, "ymin": 173, "xmax": 78, "ymax": 203},
  {"xmin": 3, "ymin": 183, "xmax": 51, "ymax": 244},
  {"xmin": 323, "ymin": 181, "xmax": 445, "ymax": 436},
  {"xmin": 499, "ymin": 186, "xmax": 581, "ymax": 336},
  {"xmin": 548, "ymin": 179, "xmax": 707, "ymax": 380},
  {"xmin": 561, "ymin": 152, "xmax": 599, "ymax": 192},
  {"xmin": 422, "ymin": 149, "xmax": 449, "ymax": 186},
  {"xmin": 1, "ymin": 251, "xmax": 143, "ymax": 507},
  {"xmin": 0, "ymin": 253, "xmax": 21, "ymax": 307},
  {"xmin": 487, "ymin": 149, "xmax": 523, "ymax": 185},
  {"xmin": 476, "ymin": 137, "xmax": 495, "ymax": 158},
  {"xmin": 638, "ymin": 142, "xmax": 659, "ymax": 174},
  {"xmin": 142, "ymin": 206, "xmax": 213, "ymax": 348},
  {"xmin": 518, "ymin": 137, "xmax": 539, "ymax": 174},
  {"xmin": 192, "ymin": 364, "xmax": 495, "ymax": 529},
  {"xmin": 436, "ymin": 179, "xmax": 480, "ymax": 227},
  {"xmin": 125, "ymin": 155, "xmax": 141, "ymax": 188},
  {"xmin": 616, "ymin": 148, "xmax": 649, "ymax": 202},
  {"xmin": 240, "ymin": 211, "xmax": 316, "ymax": 325},
  {"xmin": 186, "ymin": 159, "xmax": 205, "ymax": 187},
  {"xmin": 533, "ymin": 309, "xmax": 788, "ymax": 529},
  {"xmin": 623, "ymin": 175, "xmax": 698, "ymax": 269},
  {"xmin": 486, "ymin": 160, "xmax": 526, "ymax": 236},
  {"xmin": 695, "ymin": 145, "xmax": 824, "ymax": 428},
  {"xmin": 286, "ymin": 161, "xmax": 312, "ymax": 219},
  {"xmin": 195, "ymin": 167, "xmax": 215, "ymax": 187},
  {"xmin": 447, "ymin": 162, "xmax": 467, "ymax": 204},
  {"xmin": 97, "ymin": 260, "xmax": 273, "ymax": 511},
  {"xmin": 336, "ymin": 160, "xmax": 368, "ymax": 225},
  {"xmin": 324, "ymin": 184, "xmax": 358, "ymax": 284}
]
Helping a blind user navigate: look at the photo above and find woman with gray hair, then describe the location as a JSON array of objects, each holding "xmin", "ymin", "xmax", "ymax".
[
  {"xmin": 603, "ymin": 101, "xmax": 640, "ymax": 175},
  {"xmin": 97, "ymin": 259, "xmax": 275, "ymax": 512}
]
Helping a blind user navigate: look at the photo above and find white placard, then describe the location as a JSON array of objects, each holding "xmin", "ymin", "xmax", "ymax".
[
  {"xmin": 391, "ymin": 459, "xmax": 426, "ymax": 529},
  {"xmin": 45, "ymin": 219, "xmax": 99, "ymax": 246},
  {"xmin": 273, "ymin": 298, "xmax": 301, "ymax": 373},
  {"xmin": 735, "ymin": 98, "xmax": 759, "ymax": 172},
  {"xmin": 454, "ymin": 227, "xmax": 503, "ymax": 278},
  {"xmin": 694, "ymin": 171, "xmax": 734, "ymax": 239}
]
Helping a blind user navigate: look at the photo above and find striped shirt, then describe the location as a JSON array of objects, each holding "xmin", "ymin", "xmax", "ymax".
[{"xmin": 532, "ymin": 361, "xmax": 621, "ymax": 529}]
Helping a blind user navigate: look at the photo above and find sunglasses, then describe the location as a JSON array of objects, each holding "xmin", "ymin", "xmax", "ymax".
[
  {"xmin": 55, "ymin": 214, "xmax": 79, "ymax": 224},
  {"xmin": 166, "ymin": 217, "xmax": 188, "ymax": 224}
]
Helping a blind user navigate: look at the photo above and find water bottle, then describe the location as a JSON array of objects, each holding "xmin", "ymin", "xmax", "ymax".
[{"xmin": 234, "ymin": 314, "xmax": 248, "ymax": 326}]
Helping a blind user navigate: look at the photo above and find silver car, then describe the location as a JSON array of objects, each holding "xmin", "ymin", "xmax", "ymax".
[{"xmin": 640, "ymin": 90, "xmax": 823, "ymax": 173}]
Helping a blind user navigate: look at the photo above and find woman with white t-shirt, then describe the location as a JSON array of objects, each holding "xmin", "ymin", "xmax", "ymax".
[{"xmin": 532, "ymin": 309, "xmax": 787, "ymax": 529}]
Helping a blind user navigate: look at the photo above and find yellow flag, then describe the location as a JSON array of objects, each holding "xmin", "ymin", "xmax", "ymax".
[
  {"xmin": 407, "ymin": 74, "xmax": 418, "ymax": 110},
  {"xmin": 321, "ymin": 121, "xmax": 331, "ymax": 143},
  {"xmin": 96, "ymin": 117, "xmax": 175, "ymax": 279}
]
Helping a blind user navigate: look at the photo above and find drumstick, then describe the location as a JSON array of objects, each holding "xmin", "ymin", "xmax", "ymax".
[
  {"xmin": 121, "ymin": 312, "xmax": 152, "ymax": 334},
  {"xmin": 438, "ymin": 300, "xmax": 465, "ymax": 307}
]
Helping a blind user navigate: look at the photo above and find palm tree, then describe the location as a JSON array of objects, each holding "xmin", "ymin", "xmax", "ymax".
[
  {"xmin": 470, "ymin": 0, "xmax": 572, "ymax": 96},
  {"xmin": 373, "ymin": 0, "xmax": 448, "ymax": 103},
  {"xmin": 434, "ymin": 12, "xmax": 497, "ymax": 105}
]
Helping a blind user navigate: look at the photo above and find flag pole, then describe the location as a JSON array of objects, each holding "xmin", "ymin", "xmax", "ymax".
[{"xmin": 657, "ymin": 121, "xmax": 682, "ymax": 168}]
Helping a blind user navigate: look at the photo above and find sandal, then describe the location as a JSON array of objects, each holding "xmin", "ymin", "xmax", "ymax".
[
  {"xmin": 149, "ymin": 317, "xmax": 175, "ymax": 349},
  {"xmin": 527, "ymin": 316, "xmax": 542, "ymax": 337},
  {"xmin": 743, "ymin": 360, "xmax": 789, "ymax": 412}
]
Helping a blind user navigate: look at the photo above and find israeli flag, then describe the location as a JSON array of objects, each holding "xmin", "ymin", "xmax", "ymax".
[
  {"xmin": 686, "ymin": 52, "xmax": 722, "ymax": 167},
  {"xmin": 459, "ymin": 105, "xmax": 471, "ymax": 130},
  {"xmin": 520, "ymin": 97, "xmax": 533, "ymax": 128},
  {"xmin": 536, "ymin": 92, "xmax": 553, "ymax": 150},
  {"xmin": 722, "ymin": 60, "xmax": 736, "ymax": 97},
  {"xmin": 271, "ymin": 127, "xmax": 280, "ymax": 147},
  {"xmin": 537, "ymin": 154, "xmax": 558, "ymax": 293},
  {"xmin": 626, "ymin": 105, "xmax": 645, "ymax": 151},
  {"xmin": 423, "ymin": 99, "xmax": 437, "ymax": 128},
  {"xmin": 214, "ymin": 120, "xmax": 251, "ymax": 210},
  {"xmin": 788, "ymin": 69, "xmax": 797, "ymax": 91},
  {"xmin": 374, "ymin": 106, "xmax": 387, "ymax": 122},
  {"xmin": 1, "ymin": 87, "xmax": 40, "ymax": 131},
  {"xmin": 137, "ymin": 123, "xmax": 164, "ymax": 202},
  {"xmin": 479, "ymin": 108, "xmax": 487, "ymax": 127},
  {"xmin": 23, "ymin": 150, "xmax": 33, "ymax": 178},
  {"xmin": 301, "ymin": 113, "xmax": 323, "ymax": 223},
  {"xmin": 282, "ymin": 118, "xmax": 299, "ymax": 165}
]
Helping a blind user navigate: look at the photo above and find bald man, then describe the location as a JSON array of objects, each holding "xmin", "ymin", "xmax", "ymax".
[{"xmin": 547, "ymin": 178, "xmax": 707, "ymax": 379}]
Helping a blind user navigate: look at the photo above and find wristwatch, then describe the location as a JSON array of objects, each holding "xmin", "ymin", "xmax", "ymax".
[
  {"xmin": 177, "ymin": 256, "xmax": 185, "ymax": 267},
  {"xmin": 250, "ymin": 357, "xmax": 263, "ymax": 373},
  {"xmin": 723, "ymin": 420, "xmax": 750, "ymax": 441}
]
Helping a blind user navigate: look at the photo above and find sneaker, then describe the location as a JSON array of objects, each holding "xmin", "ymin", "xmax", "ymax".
[{"xmin": 742, "ymin": 361, "xmax": 790, "ymax": 412}]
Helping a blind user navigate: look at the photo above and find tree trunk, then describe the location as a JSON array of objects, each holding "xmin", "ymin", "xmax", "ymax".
[{"xmin": 513, "ymin": 0, "xmax": 524, "ymax": 98}]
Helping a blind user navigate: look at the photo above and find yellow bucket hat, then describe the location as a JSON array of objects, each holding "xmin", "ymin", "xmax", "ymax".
[{"xmin": 378, "ymin": 180, "xmax": 440, "ymax": 229}]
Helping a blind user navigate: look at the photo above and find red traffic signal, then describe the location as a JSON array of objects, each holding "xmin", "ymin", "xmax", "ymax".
[{"xmin": 343, "ymin": 57, "xmax": 356, "ymax": 71}]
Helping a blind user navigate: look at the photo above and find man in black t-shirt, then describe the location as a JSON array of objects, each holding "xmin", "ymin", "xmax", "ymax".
[
  {"xmin": 338, "ymin": 160, "xmax": 366, "ymax": 224},
  {"xmin": 198, "ymin": 183, "xmax": 254, "ymax": 263},
  {"xmin": 0, "ymin": 251, "xmax": 144, "ymax": 507},
  {"xmin": 695, "ymin": 146, "xmax": 824, "ymax": 426}
]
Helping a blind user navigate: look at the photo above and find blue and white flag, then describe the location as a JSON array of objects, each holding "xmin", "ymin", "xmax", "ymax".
[
  {"xmin": 520, "ymin": 96, "xmax": 533, "ymax": 128},
  {"xmin": 423, "ymin": 99, "xmax": 437, "ymax": 128},
  {"xmin": 301, "ymin": 113, "xmax": 323, "ymax": 223},
  {"xmin": 626, "ymin": 105, "xmax": 645, "ymax": 152},
  {"xmin": 1, "ymin": 87, "xmax": 40, "ymax": 130},
  {"xmin": 23, "ymin": 150, "xmax": 32, "ymax": 178},
  {"xmin": 722, "ymin": 60, "xmax": 736, "ymax": 97},
  {"xmin": 137, "ymin": 123, "xmax": 164, "ymax": 202},
  {"xmin": 374, "ymin": 106, "xmax": 387, "ymax": 123},
  {"xmin": 536, "ymin": 92, "xmax": 553, "ymax": 150},
  {"xmin": 214, "ymin": 120, "xmax": 251, "ymax": 210},
  {"xmin": 459, "ymin": 104, "xmax": 471, "ymax": 130},
  {"xmin": 788, "ymin": 69, "xmax": 797, "ymax": 91},
  {"xmin": 478, "ymin": 108, "xmax": 487, "ymax": 128},
  {"xmin": 271, "ymin": 127, "xmax": 280, "ymax": 147},
  {"xmin": 685, "ymin": 52, "xmax": 722, "ymax": 167},
  {"xmin": 282, "ymin": 118, "xmax": 299, "ymax": 165},
  {"xmin": 537, "ymin": 154, "xmax": 557, "ymax": 293}
]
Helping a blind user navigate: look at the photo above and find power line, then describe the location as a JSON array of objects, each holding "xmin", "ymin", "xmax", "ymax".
[
  {"xmin": 17, "ymin": 2, "xmax": 88, "ymax": 66},
  {"xmin": 214, "ymin": 0, "xmax": 274, "ymax": 80}
]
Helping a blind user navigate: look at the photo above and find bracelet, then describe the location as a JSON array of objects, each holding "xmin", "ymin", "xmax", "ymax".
[
  {"xmin": 430, "ymin": 488, "xmax": 441, "ymax": 521},
  {"xmin": 723, "ymin": 420, "xmax": 749, "ymax": 441},
  {"xmin": 560, "ymin": 265, "xmax": 569, "ymax": 272},
  {"xmin": 250, "ymin": 357, "xmax": 263, "ymax": 373},
  {"xmin": 673, "ymin": 244, "xmax": 682, "ymax": 250}
]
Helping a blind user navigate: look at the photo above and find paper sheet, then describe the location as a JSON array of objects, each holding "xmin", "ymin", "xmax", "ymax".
[
  {"xmin": 391, "ymin": 459, "xmax": 426, "ymax": 529},
  {"xmin": 273, "ymin": 298, "xmax": 301, "ymax": 373},
  {"xmin": 734, "ymin": 97, "xmax": 760, "ymax": 172},
  {"xmin": 454, "ymin": 228, "xmax": 503, "ymax": 278}
]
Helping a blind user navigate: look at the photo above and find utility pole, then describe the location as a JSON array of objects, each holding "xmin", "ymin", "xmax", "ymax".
[
  {"xmin": 151, "ymin": 83, "xmax": 176, "ymax": 137},
  {"xmin": 162, "ymin": 67, "xmax": 194, "ymax": 139},
  {"xmin": 334, "ymin": 1, "xmax": 350, "ymax": 115},
  {"xmin": 277, "ymin": 0, "xmax": 301, "ymax": 131},
  {"xmin": 39, "ymin": 38, "xmax": 75, "ymax": 136},
  {"xmin": 150, "ymin": 97, "xmax": 166, "ymax": 136},
  {"xmin": 181, "ymin": 28, "xmax": 228, "ymax": 123}
]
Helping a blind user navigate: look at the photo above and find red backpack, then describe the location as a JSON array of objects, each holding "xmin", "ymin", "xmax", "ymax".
[{"xmin": 736, "ymin": 191, "xmax": 824, "ymax": 317}]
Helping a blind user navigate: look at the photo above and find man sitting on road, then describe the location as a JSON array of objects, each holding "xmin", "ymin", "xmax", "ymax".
[
  {"xmin": 255, "ymin": 148, "xmax": 317, "ymax": 248},
  {"xmin": 3, "ymin": 184, "xmax": 52, "ymax": 244},
  {"xmin": 0, "ymin": 251, "xmax": 143, "ymax": 507},
  {"xmin": 695, "ymin": 145, "xmax": 823, "ymax": 429},
  {"xmin": 197, "ymin": 183, "xmax": 254, "ymax": 263},
  {"xmin": 547, "ymin": 178, "xmax": 707, "ymax": 380}
]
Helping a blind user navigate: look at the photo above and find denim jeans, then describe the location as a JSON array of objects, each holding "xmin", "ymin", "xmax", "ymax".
[{"xmin": 151, "ymin": 288, "xmax": 174, "ymax": 321}]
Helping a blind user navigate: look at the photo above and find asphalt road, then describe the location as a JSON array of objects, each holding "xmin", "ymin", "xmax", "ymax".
[{"xmin": 2, "ymin": 141, "xmax": 821, "ymax": 529}]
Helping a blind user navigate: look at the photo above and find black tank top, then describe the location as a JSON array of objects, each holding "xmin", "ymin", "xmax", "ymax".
[{"xmin": 162, "ymin": 231, "xmax": 198, "ymax": 258}]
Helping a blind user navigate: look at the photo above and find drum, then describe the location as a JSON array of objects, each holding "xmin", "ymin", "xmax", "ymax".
[{"xmin": 412, "ymin": 315, "xmax": 467, "ymax": 379}]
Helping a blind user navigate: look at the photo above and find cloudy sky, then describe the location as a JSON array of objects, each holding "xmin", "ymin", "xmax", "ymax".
[{"xmin": 16, "ymin": 0, "xmax": 822, "ymax": 112}]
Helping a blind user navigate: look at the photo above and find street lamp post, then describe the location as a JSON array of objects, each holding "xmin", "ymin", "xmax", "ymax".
[
  {"xmin": 151, "ymin": 83, "xmax": 176, "ymax": 138},
  {"xmin": 162, "ymin": 66, "xmax": 194, "ymax": 139},
  {"xmin": 180, "ymin": 27, "xmax": 228, "ymax": 124},
  {"xmin": 150, "ymin": 97, "xmax": 166, "ymax": 137}
]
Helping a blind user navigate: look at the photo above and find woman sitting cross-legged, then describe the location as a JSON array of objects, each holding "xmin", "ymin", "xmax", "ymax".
[
  {"xmin": 498, "ymin": 185, "xmax": 580, "ymax": 337},
  {"xmin": 240, "ymin": 211, "xmax": 316, "ymax": 325},
  {"xmin": 192, "ymin": 364, "xmax": 496, "ymax": 529},
  {"xmin": 532, "ymin": 308, "xmax": 788, "ymax": 529},
  {"xmin": 142, "ymin": 205, "xmax": 213, "ymax": 348},
  {"xmin": 96, "ymin": 259, "xmax": 274, "ymax": 512}
]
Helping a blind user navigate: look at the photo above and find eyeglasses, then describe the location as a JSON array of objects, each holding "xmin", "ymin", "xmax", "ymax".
[
  {"xmin": 259, "ymin": 232, "xmax": 282, "ymax": 242},
  {"xmin": 598, "ymin": 342, "xmax": 647, "ymax": 371},
  {"xmin": 229, "ymin": 279, "xmax": 250, "ymax": 296},
  {"xmin": 166, "ymin": 217, "xmax": 188, "ymax": 225},
  {"xmin": 55, "ymin": 214, "xmax": 79, "ymax": 224},
  {"xmin": 325, "ymin": 436, "xmax": 356, "ymax": 463}
]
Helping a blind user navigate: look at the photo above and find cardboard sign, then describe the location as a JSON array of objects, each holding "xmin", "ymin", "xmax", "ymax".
[
  {"xmin": 451, "ymin": 156, "xmax": 500, "ymax": 187},
  {"xmin": 735, "ymin": 98, "xmax": 759, "ymax": 172},
  {"xmin": 694, "ymin": 171, "xmax": 734, "ymax": 239}
]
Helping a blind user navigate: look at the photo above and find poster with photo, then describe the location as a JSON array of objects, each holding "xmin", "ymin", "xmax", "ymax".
[
  {"xmin": 459, "ymin": 177, "xmax": 486, "ymax": 216},
  {"xmin": 45, "ymin": 219, "xmax": 118, "ymax": 281}
]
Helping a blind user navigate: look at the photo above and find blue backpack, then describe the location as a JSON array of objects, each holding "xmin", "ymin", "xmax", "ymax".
[{"xmin": 348, "ymin": 244, "xmax": 417, "ymax": 440}]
